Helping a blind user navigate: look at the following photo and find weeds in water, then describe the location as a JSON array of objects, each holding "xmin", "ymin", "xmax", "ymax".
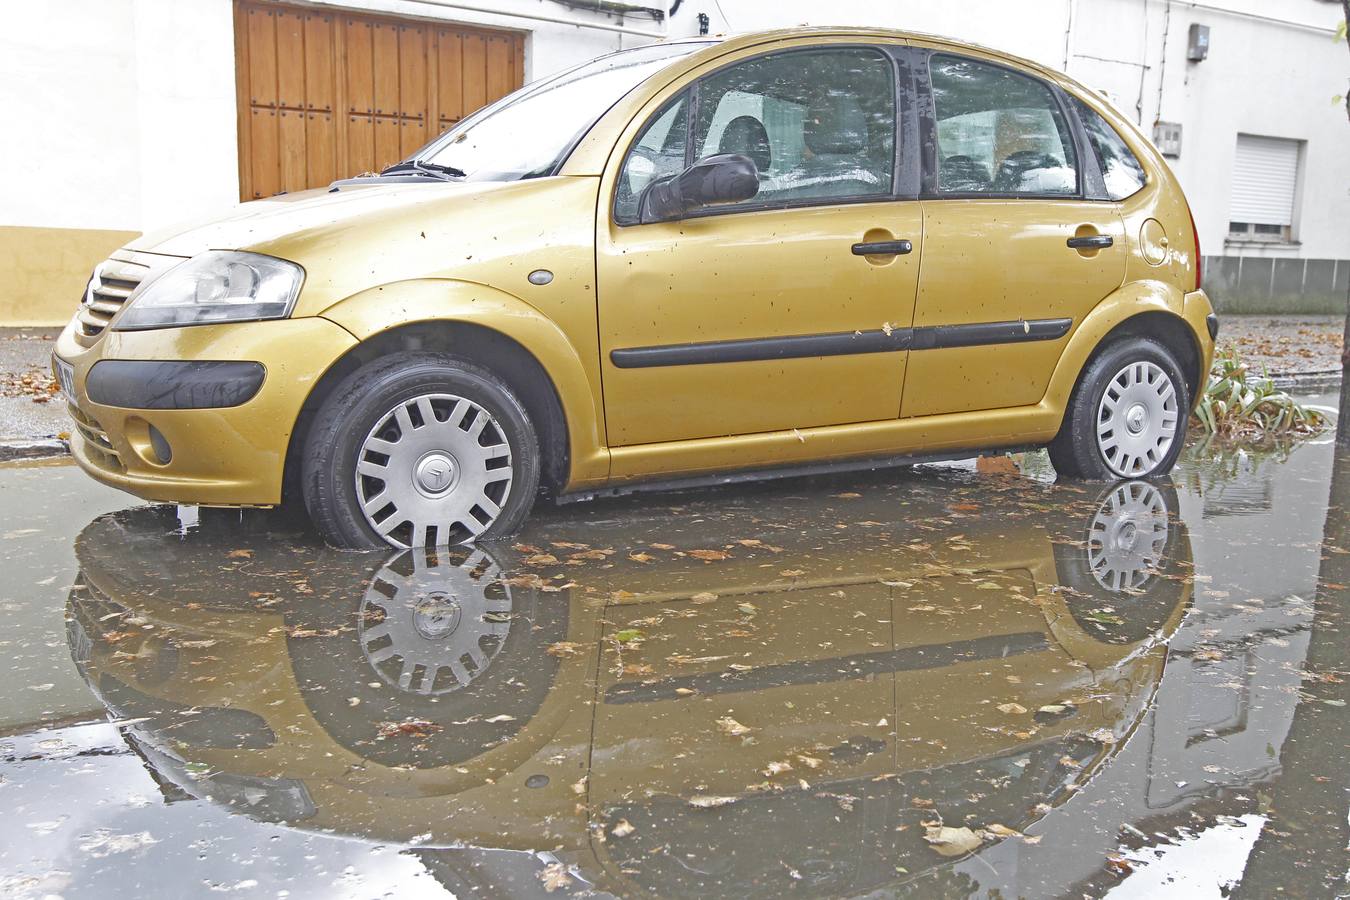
[{"xmin": 1192, "ymin": 350, "xmax": 1325, "ymax": 439}]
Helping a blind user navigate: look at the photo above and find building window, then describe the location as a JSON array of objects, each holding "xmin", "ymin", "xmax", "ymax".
[{"xmin": 1228, "ymin": 134, "xmax": 1301, "ymax": 244}]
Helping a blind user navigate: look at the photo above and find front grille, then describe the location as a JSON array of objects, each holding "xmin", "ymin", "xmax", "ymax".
[
  {"xmin": 77, "ymin": 258, "xmax": 146, "ymax": 338},
  {"xmin": 75, "ymin": 251, "xmax": 182, "ymax": 343}
]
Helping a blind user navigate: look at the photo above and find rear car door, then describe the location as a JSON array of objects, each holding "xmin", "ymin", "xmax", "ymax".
[
  {"xmin": 596, "ymin": 43, "xmax": 923, "ymax": 447},
  {"xmin": 901, "ymin": 49, "xmax": 1126, "ymax": 418}
]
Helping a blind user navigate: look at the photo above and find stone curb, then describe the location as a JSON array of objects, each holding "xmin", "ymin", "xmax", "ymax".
[{"xmin": 0, "ymin": 438, "xmax": 69, "ymax": 462}]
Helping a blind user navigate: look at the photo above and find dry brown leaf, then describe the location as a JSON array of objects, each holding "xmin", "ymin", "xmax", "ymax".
[
  {"xmin": 924, "ymin": 825, "xmax": 982, "ymax": 857},
  {"xmin": 688, "ymin": 795, "xmax": 739, "ymax": 808},
  {"xmin": 716, "ymin": 716, "xmax": 753, "ymax": 736}
]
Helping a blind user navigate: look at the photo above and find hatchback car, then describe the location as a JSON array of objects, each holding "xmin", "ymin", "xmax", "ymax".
[{"xmin": 54, "ymin": 27, "xmax": 1216, "ymax": 549}]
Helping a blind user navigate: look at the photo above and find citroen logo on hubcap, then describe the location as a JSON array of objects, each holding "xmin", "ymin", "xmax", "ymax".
[
  {"xmin": 1125, "ymin": 404, "xmax": 1147, "ymax": 434},
  {"xmin": 414, "ymin": 452, "xmax": 459, "ymax": 496}
]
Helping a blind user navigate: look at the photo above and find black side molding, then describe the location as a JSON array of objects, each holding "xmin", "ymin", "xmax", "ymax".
[
  {"xmin": 611, "ymin": 329, "xmax": 910, "ymax": 368},
  {"xmin": 86, "ymin": 360, "xmax": 266, "ymax": 410},
  {"xmin": 611, "ymin": 317, "xmax": 1073, "ymax": 369},
  {"xmin": 909, "ymin": 317, "xmax": 1072, "ymax": 350}
]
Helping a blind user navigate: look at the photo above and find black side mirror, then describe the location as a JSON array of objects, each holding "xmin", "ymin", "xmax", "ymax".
[{"xmin": 638, "ymin": 153, "xmax": 759, "ymax": 224}]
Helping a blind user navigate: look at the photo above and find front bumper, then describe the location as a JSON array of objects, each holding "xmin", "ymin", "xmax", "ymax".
[{"xmin": 55, "ymin": 316, "xmax": 357, "ymax": 506}]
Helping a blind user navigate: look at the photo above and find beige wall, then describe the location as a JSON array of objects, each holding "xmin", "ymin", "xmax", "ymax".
[{"xmin": 1, "ymin": 226, "xmax": 141, "ymax": 327}]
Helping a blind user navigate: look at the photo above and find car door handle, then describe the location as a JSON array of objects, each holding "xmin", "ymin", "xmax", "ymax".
[
  {"xmin": 852, "ymin": 240, "xmax": 912, "ymax": 256},
  {"xmin": 1066, "ymin": 234, "xmax": 1114, "ymax": 249}
]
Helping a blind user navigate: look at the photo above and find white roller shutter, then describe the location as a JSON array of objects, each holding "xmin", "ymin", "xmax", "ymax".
[{"xmin": 1230, "ymin": 134, "xmax": 1300, "ymax": 226}]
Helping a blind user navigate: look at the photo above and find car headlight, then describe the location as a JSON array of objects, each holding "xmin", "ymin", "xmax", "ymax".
[{"xmin": 113, "ymin": 250, "xmax": 304, "ymax": 331}]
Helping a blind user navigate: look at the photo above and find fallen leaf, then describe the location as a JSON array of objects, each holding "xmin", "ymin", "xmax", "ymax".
[
  {"xmin": 539, "ymin": 862, "xmax": 573, "ymax": 893},
  {"xmin": 611, "ymin": 819, "xmax": 636, "ymax": 837},
  {"xmin": 613, "ymin": 629, "xmax": 645, "ymax": 643},
  {"xmin": 717, "ymin": 716, "xmax": 753, "ymax": 736},
  {"xmin": 547, "ymin": 641, "xmax": 584, "ymax": 657},
  {"xmin": 924, "ymin": 825, "xmax": 983, "ymax": 857},
  {"xmin": 689, "ymin": 549, "xmax": 729, "ymax": 561},
  {"xmin": 485, "ymin": 714, "xmax": 516, "ymax": 723},
  {"xmin": 690, "ymin": 591, "xmax": 719, "ymax": 603},
  {"xmin": 376, "ymin": 719, "xmax": 443, "ymax": 739},
  {"xmin": 688, "ymin": 795, "xmax": 739, "ymax": 808},
  {"xmin": 763, "ymin": 760, "xmax": 793, "ymax": 776},
  {"xmin": 227, "ymin": 549, "xmax": 253, "ymax": 559},
  {"xmin": 997, "ymin": 703, "xmax": 1028, "ymax": 715}
]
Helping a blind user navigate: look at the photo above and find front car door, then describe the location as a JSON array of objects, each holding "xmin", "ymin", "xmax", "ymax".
[
  {"xmin": 901, "ymin": 48, "xmax": 1127, "ymax": 419},
  {"xmin": 596, "ymin": 42, "xmax": 923, "ymax": 447}
]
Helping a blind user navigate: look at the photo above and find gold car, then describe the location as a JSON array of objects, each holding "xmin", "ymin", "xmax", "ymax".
[
  {"xmin": 54, "ymin": 27, "xmax": 1215, "ymax": 549},
  {"xmin": 68, "ymin": 477, "xmax": 1190, "ymax": 895}
]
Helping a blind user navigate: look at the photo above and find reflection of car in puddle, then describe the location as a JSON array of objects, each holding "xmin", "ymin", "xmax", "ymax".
[{"xmin": 66, "ymin": 476, "xmax": 1192, "ymax": 897}]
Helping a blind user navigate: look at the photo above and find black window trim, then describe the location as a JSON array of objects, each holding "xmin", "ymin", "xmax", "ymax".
[
  {"xmin": 1064, "ymin": 92, "xmax": 1151, "ymax": 202},
  {"xmin": 612, "ymin": 42, "xmax": 919, "ymax": 228},
  {"xmin": 915, "ymin": 47, "xmax": 1103, "ymax": 203}
]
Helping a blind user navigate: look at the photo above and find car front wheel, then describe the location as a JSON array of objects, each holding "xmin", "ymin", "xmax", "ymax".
[
  {"xmin": 302, "ymin": 352, "xmax": 540, "ymax": 550},
  {"xmin": 1048, "ymin": 337, "xmax": 1190, "ymax": 481}
]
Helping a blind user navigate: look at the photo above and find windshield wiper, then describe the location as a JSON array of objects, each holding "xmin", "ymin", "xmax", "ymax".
[{"xmin": 379, "ymin": 160, "xmax": 466, "ymax": 180}]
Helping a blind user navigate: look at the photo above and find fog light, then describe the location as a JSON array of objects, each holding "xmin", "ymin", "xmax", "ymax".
[{"xmin": 148, "ymin": 425, "xmax": 172, "ymax": 464}]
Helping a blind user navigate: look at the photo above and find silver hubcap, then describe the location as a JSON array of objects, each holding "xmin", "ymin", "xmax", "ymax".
[
  {"xmin": 359, "ymin": 547, "xmax": 512, "ymax": 694},
  {"xmin": 1096, "ymin": 361, "xmax": 1178, "ymax": 477},
  {"xmin": 1088, "ymin": 481, "xmax": 1169, "ymax": 592},
  {"xmin": 355, "ymin": 393, "xmax": 514, "ymax": 549}
]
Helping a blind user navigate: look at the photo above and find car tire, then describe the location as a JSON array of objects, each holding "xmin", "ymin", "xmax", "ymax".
[
  {"xmin": 1048, "ymin": 337, "xmax": 1190, "ymax": 481},
  {"xmin": 302, "ymin": 351, "xmax": 540, "ymax": 550}
]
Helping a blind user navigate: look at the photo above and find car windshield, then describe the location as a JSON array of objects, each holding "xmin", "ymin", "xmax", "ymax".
[{"xmin": 413, "ymin": 41, "xmax": 713, "ymax": 182}]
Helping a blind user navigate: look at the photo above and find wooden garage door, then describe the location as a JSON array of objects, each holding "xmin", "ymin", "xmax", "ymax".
[{"xmin": 233, "ymin": 1, "xmax": 524, "ymax": 200}]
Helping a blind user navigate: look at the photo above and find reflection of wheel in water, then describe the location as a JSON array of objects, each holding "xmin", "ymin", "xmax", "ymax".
[
  {"xmin": 1086, "ymin": 481, "xmax": 1169, "ymax": 592},
  {"xmin": 1053, "ymin": 479, "xmax": 1191, "ymax": 645},
  {"xmin": 359, "ymin": 547, "xmax": 512, "ymax": 694}
]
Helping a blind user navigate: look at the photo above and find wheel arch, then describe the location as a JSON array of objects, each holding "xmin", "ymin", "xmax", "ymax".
[
  {"xmin": 1045, "ymin": 283, "xmax": 1204, "ymax": 426},
  {"xmin": 283, "ymin": 280, "xmax": 609, "ymax": 506}
]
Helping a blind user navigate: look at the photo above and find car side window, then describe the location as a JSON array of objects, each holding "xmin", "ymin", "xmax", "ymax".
[
  {"xmin": 692, "ymin": 48, "xmax": 895, "ymax": 209},
  {"xmin": 1069, "ymin": 96, "xmax": 1146, "ymax": 201},
  {"xmin": 930, "ymin": 54, "xmax": 1078, "ymax": 196},
  {"xmin": 615, "ymin": 94, "xmax": 690, "ymax": 225}
]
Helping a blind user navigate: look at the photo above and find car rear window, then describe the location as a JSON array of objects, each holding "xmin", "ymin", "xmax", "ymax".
[{"xmin": 1070, "ymin": 96, "xmax": 1147, "ymax": 200}]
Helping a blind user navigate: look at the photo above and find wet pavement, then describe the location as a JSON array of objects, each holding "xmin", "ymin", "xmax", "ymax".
[
  {"xmin": 1215, "ymin": 315, "xmax": 1343, "ymax": 379},
  {"xmin": 1, "ymin": 392, "xmax": 1347, "ymax": 899}
]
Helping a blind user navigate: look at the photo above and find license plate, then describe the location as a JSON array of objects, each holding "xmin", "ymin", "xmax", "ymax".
[{"xmin": 54, "ymin": 357, "xmax": 76, "ymax": 400}]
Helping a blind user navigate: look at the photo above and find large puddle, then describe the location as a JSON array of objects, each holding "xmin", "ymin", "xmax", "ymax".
[{"xmin": 1, "ymin": 399, "xmax": 1346, "ymax": 898}]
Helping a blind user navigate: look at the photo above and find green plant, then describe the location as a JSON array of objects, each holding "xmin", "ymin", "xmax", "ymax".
[{"xmin": 1192, "ymin": 350, "xmax": 1326, "ymax": 438}]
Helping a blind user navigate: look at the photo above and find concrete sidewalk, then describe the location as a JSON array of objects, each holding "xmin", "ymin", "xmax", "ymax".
[{"xmin": 0, "ymin": 328, "xmax": 67, "ymax": 449}]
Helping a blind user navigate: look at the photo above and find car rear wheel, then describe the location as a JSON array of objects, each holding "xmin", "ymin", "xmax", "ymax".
[
  {"xmin": 1048, "ymin": 337, "xmax": 1189, "ymax": 481},
  {"xmin": 302, "ymin": 352, "xmax": 540, "ymax": 549}
]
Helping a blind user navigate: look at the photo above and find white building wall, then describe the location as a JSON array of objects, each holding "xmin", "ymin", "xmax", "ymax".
[{"xmin": 0, "ymin": 0, "xmax": 1346, "ymax": 312}]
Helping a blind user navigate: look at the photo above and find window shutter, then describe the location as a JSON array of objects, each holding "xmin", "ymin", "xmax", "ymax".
[{"xmin": 1230, "ymin": 134, "xmax": 1299, "ymax": 226}]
